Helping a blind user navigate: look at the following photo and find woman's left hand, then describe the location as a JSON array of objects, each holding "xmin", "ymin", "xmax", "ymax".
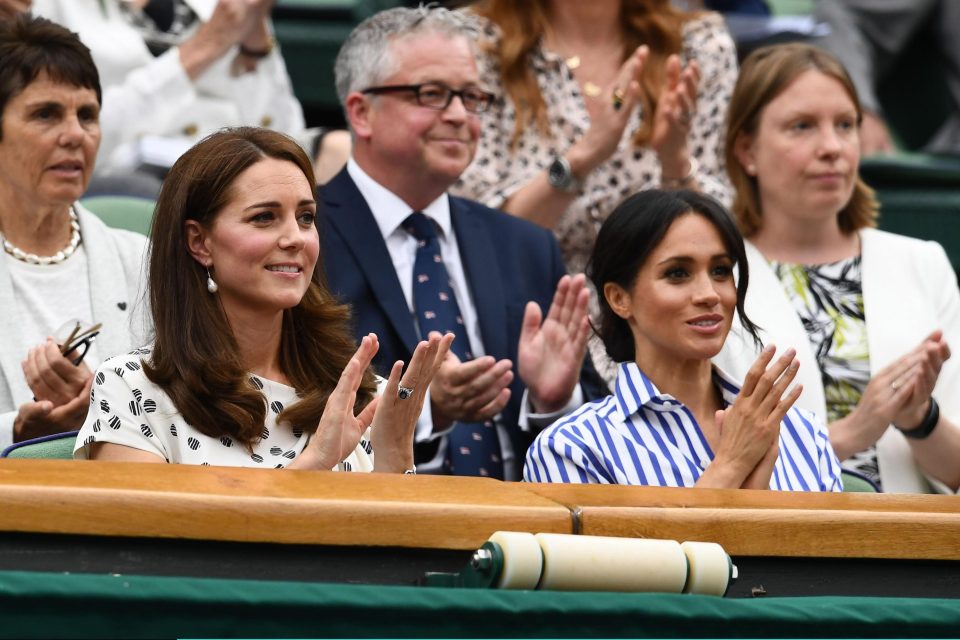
[
  {"xmin": 371, "ymin": 332, "xmax": 454, "ymax": 473},
  {"xmin": 891, "ymin": 330, "xmax": 951, "ymax": 430},
  {"xmin": 649, "ymin": 54, "xmax": 701, "ymax": 180}
]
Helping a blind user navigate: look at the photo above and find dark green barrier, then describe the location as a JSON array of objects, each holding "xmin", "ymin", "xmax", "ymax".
[{"xmin": 2, "ymin": 570, "xmax": 960, "ymax": 638}]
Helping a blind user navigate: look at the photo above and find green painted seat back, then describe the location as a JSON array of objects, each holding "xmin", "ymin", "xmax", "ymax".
[{"xmin": 80, "ymin": 196, "xmax": 155, "ymax": 237}]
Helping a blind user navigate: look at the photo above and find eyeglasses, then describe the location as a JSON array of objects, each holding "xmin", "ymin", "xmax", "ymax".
[
  {"xmin": 361, "ymin": 82, "xmax": 496, "ymax": 114},
  {"xmin": 53, "ymin": 319, "xmax": 102, "ymax": 367}
]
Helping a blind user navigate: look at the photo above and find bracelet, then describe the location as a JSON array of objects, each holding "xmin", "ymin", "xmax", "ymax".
[
  {"xmin": 239, "ymin": 37, "xmax": 275, "ymax": 59},
  {"xmin": 661, "ymin": 155, "xmax": 699, "ymax": 190},
  {"xmin": 896, "ymin": 397, "xmax": 940, "ymax": 440},
  {"xmin": 403, "ymin": 466, "xmax": 417, "ymax": 475}
]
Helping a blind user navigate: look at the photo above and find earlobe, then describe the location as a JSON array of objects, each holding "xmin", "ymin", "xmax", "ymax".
[
  {"xmin": 603, "ymin": 283, "xmax": 633, "ymax": 320},
  {"xmin": 345, "ymin": 92, "xmax": 373, "ymax": 140},
  {"xmin": 733, "ymin": 133, "xmax": 757, "ymax": 176},
  {"xmin": 184, "ymin": 220, "xmax": 212, "ymax": 266}
]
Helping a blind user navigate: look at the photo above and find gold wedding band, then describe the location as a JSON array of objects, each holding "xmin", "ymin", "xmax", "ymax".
[{"xmin": 612, "ymin": 89, "xmax": 625, "ymax": 111}]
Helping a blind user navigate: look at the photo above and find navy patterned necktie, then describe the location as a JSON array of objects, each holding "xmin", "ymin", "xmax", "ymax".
[{"xmin": 403, "ymin": 212, "xmax": 503, "ymax": 479}]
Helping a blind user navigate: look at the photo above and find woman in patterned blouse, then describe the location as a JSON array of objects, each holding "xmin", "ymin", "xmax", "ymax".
[
  {"xmin": 716, "ymin": 43, "xmax": 960, "ymax": 494},
  {"xmin": 525, "ymin": 189, "xmax": 842, "ymax": 490},
  {"xmin": 453, "ymin": 0, "xmax": 737, "ymax": 277},
  {"xmin": 75, "ymin": 127, "xmax": 452, "ymax": 471}
]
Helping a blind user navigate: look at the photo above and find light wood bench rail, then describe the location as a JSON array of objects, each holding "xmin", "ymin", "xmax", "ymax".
[
  {"xmin": 526, "ymin": 483, "xmax": 960, "ymax": 513},
  {"xmin": 577, "ymin": 506, "xmax": 960, "ymax": 560},
  {"xmin": 0, "ymin": 460, "xmax": 570, "ymax": 549}
]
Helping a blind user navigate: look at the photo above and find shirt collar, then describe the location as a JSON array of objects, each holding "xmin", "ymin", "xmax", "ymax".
[
  {"xmin": 611, "ymin": 361, "xmax": 743, "ymax": 422},
  {"xmin": 347, "ymin": 158, "xmax": 452, "ymax": 241}
]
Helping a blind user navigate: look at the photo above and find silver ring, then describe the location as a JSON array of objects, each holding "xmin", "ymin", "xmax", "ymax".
[{"xmin": 398, "ymin": 385, "xmax": 414, "ymax": 400}]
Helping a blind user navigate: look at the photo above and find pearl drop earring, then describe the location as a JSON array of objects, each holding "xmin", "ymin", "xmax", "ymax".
[{"xmin": 206, "ymin": 268, "xmax": 218, "ymax": 294}]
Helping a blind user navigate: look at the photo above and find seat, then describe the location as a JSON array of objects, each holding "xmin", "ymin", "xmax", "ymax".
[
  {"xmin": 1, "ymin": 431, "xmax": 79, "ymax": 460},
  {"xmin": 80, "ymin": 195, "xmax": 155, "ymax": 237},
  {"xmin": 841, "ymin": 468, "xmax": 881, "ymax": 493}
]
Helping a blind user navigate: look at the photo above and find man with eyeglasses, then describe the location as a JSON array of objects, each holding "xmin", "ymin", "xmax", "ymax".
[{"xmin": 319, "ymin": 6, "xmax": 604, "ymax": 480}]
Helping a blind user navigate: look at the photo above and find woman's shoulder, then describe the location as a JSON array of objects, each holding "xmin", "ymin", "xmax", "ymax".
[
  {"xmin": 95, "ymin": 347, "xmax": 154, "ymax": 384},
  {"xmin": 681, "ymin": 11, "xmax": 736, "ymax": 57}
]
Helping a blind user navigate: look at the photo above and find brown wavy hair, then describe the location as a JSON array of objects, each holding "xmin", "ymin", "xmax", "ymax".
[
  {"xmin": 725, "ymin": 43, "xmax": 879, "ymax": 237},
  {"xmin": 471, "ymin": 0, "xmax": 692, "ymax": 148},
  {"xmin": 145, "ymin": 127, "xmax": 376, "ymax": 449}
]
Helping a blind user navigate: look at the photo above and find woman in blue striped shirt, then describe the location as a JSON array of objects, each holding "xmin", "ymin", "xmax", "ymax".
[{"xmin": 525, "ymin": 190, "xmax": 842, "ymax": 490}]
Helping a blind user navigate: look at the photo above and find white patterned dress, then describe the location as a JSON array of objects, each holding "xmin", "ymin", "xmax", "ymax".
[
  {"xmin": 74, "ymin": 347, "xmax": 373, "ymax": 471},
  {"xmin": 454, "ymin": 11, "xmax": 737, "ymax": 276}
]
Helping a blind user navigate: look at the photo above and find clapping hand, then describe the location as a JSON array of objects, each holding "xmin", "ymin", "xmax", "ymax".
[
  {"xmin": 840, "ymin": 331, "xmax": 950, "ymax": 457},
  {"xmin": 709, "ymin": 346, "xmax": 800, "ymax": 488},
  {"xmin": 298, "ymin": 332, "xmax": 453, "ymax": 472},
  {"xmin": 571, "ymin": 46, "xmax": 648, "ymax": 174},
  {"xmin": 518, "ymin": 273, "xmax": 591, "ymax": 414},
  {"xmin": 650, "ymin": 54, "xmax": 701, "ymax": 179}
]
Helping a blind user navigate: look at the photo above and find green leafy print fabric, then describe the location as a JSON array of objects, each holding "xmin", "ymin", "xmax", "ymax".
[{"xmin": 772, "ymin": 256, "xmax": 879, "ymax": 486}]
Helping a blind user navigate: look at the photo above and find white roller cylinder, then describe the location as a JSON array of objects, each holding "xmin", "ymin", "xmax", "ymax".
[
  {"xmin": 488, "ymin": 531, "xmax": 543, "ymax": 590},
  {"xmin": 534, "ymin": 533, "xmax": 688, "ymax": 593},
  {"xmin": 681, "ymin": 541, "xmax": 732, "ymax": 596}
]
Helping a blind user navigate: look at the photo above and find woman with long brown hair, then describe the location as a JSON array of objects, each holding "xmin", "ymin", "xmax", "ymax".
[
  {"xmin": 453, "ymin": 0, "xmax": 737, "ymax": 276},
  {"xmin": 75, "ymin": 127, "xmax": 451, "ymax": 471}
]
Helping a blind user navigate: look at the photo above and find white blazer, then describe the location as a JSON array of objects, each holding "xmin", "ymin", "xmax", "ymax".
[
  {"xmin": 0, "ymin": 204, "xmax": 149, "ymax": 450},
  {"xmin": 715, "ymin": 228, "xmax": 960, "ymax": 494}
]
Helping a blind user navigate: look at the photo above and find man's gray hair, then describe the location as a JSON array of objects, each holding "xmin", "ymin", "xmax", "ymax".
[{"xmin": 334, "ymin": 5, "xmax": 478, "ymax": 108}]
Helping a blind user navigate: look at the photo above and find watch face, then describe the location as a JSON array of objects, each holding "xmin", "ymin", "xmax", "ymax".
[{"xmin": 549, "ymin": 158, "xmax": 570, "ymax": 189}]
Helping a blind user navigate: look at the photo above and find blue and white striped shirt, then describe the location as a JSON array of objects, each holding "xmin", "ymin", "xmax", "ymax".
[{"xmin": 524, "ymin": 362, "xmax": 842, "ymax": 491}]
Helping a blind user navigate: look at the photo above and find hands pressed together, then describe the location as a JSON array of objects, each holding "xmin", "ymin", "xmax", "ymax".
[
  {"xmin": 14, "ymin": 338, "xmax": 92, "ymax": 443},
  {"xmin": 833, "ymin": 330, "xmax": 950, "ymax": 460},
  {"xmin": 699, "ymin": 345, "xmax": 802, "ymax": 490},
  {"xmin": 179, "ymin": 0, "xmax": 276, "ymax": 80},
  {"xmin": 569, "ymin": 47, "xmax": 701, "ymax": 185}
]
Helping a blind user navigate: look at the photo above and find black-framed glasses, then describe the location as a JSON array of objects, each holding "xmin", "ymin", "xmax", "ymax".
[
  {"xmin": 53, "ymin": 319, "xmax": 102, "ymax": 367},
  {"xmin": 361, "ymin": 82, "xmax": 496, "ymax": 114}
]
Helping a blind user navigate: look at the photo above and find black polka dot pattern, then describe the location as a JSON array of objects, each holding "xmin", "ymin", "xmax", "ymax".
[
  {"xmin": 453, "ymin": 12, "xmax": 736, "ymax": 277},
  {"xmin": 78, "ymin": 348, "xmax": 372, "ymax": 471}
]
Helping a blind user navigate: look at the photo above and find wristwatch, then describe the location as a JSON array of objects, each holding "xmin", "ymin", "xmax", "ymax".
[{"xmin": 547, "ymin": 156, "xmax": 581, "ymax": 193}]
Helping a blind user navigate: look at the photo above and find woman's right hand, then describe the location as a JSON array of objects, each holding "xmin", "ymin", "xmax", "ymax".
[
  {"xmin": 567, "ymin": 45, "xmax": 648, "ymax": 177},
  {"xmin": 704, "ymin": 346, "xmax": 801, "ymax": 488},
  {"xmin": 296, "ymin": 333, "xmax": 382, "ymax": 470},
  {"xmin": 22, "ymin": 338, "xmax": 91, "ymax": 406}
]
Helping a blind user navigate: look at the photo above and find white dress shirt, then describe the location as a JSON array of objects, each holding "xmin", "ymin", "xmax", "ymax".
[{"xmin": 346, "ymin": 160, "xmax": 580, "ymax": 478}]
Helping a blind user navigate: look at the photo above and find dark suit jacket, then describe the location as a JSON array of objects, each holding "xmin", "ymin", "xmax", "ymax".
[{"xmin": 319, "ymin": 168, "xmax": 605, "ymax": 477}]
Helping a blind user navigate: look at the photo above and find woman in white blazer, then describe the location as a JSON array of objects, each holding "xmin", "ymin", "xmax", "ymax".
[
  {"xmin": 0, "ymin": 16, "xmax": 148, "ymax": 450},
  {"xmin": 715, "ymin": 43, "xmax": 960, "ymax": 493}
]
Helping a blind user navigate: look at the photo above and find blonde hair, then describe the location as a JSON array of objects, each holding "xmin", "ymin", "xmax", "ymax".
[{"xmin": 724, "ymin": 43, "xmax": 879, "ymax": 237}]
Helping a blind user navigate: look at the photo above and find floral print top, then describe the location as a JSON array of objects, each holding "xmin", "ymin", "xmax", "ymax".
[
  {"xmin": 773, "ymin": 256, "xmax": 879, "ymax": 486},
  {"xmin": 453, "ymin": 11, "xmax": 738, "ymax": 275}
]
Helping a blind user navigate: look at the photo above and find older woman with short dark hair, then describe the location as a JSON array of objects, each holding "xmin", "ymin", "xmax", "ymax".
[{"xmin": 0, "ymin": 15, "xmax": 148, "ymax": 449}]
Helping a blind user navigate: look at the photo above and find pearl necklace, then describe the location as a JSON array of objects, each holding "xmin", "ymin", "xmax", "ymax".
[{"xmin": 2, "ymin": 206, "xmax": 82, "ymax": 266}]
